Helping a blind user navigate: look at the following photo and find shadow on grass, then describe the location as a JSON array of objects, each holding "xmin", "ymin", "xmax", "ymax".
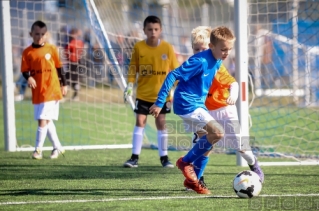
[
  {"xmin": 0, "ymin": 164, "xmax": 185, "ymax": 180},
  {"xmin": 0, "ymin": 188, "xmax": 182, "ymax": 197}
]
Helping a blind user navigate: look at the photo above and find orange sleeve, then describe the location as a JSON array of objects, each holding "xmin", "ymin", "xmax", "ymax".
[
  {"xmin": 52, "ymin": 45, "xmax": 63, "ymax": 68},
  {"xmin": 128, "ymin": 45, "xmax": 138, "ymax": 84},
  {"xmin": 21, "ymin": 49, "xmax": 30, "ymax": 73},
  {"xmin": 217, "ymin": 64, "xmax": 236, "ymax": 86},
  {"xmin": 168, "ymin": 44, "xmax": 180, "ymax": 70},
  {"xmin": 205, "ymin": 64, "xmax": 236, "ymax": 110}
]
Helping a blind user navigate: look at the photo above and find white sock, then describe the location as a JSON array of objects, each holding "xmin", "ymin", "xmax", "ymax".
[
  {"xmin": 132, "ymin": 126, "xmax": 144, "ymax": 155},
  {"xmin": 47, "ymin": 121, "xmax": 62, "ymax": 149},
  {"xmin": 240, "ymin": 150, "xmax": 255, "ymax": 165},
  {"xmin": 157, "ymin": 130, "xmax": 168, "ymax": 157},
  {"xmin": 35, "ymin": 125, "xmax": 48, "ymax": 150}
]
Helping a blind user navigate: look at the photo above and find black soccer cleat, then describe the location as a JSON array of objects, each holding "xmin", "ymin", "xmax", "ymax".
[
  {"xmin": 160, "ymin": 156, "xmax": 174, "ymax": 168},
  {"xmin": 123, "ymin": 158, "xmax": 138, "ymax": 168}
]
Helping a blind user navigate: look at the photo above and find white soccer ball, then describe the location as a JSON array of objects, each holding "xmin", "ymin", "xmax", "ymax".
[{"xmin": 233, "ymin": 170, "xmax": 262, "ymax": 198}]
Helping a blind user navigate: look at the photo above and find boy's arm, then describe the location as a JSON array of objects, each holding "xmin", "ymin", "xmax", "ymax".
[
  {"xmin": 21, "ymin": 50, "xmax": 36, "ymax": 88},
  {"xmin": 21, "ymin": 51, "xmax": 30, "ymax": 80},
  {"xmin": 52, "ymin": 45, "xmax": 67, "ymax": 86},
  {"xmin": 218, "ymin": 64, "xmax": 238, "ymax": 105},
  {"xmin": 57, "ymin": 67, "xmax": 67, "ymax": 86},
  {"xmin": 155, "ymin": 70, "xmax": 179, "ymax": 108},
  {"xmin": 155, "ymin": 58, "xmax": 204, "ymax": 107},
  {"xmin": 127, "ymin": 46, "xmax": 138, "ymax": 84},
  {"xmin": 168, "ymin": 44, "xmax": 180, "ymax": 87}
]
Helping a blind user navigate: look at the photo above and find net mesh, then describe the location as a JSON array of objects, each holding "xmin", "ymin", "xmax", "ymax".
[{"xmin": 6, "ymin": 0, "xmax": 319, "ymax": 160}]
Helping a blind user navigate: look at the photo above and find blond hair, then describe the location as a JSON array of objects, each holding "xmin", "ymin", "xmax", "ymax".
[
  {"xmin": 191, "ymin": 26, "xmax": 212, "ymax": 47},
  {"xmin": 210, "ymin": 26, "xmax": 236, "ymax": 45}
]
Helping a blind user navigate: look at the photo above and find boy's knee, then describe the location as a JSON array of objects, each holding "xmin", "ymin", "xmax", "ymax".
[{"xmin": 216, "ymin": 132, "xmax": 224, "ymax": 140}]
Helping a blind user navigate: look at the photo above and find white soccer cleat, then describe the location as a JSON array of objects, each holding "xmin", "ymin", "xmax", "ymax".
[
  {"xmin": 50, "ymin": 148, "xmax": 65, "ymax": 159},
  {"xmin": 32, "ymin": 148, "xmax": 43, "ymax": 159}
]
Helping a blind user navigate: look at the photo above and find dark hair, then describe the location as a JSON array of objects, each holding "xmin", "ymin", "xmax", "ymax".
[
  {"xmin": 31, "ymin": 20, "xmax": 47, "ymax": 32},
  {"xmin": 143, "ymin": 15, "xmax": 162, "ymax": 28}
]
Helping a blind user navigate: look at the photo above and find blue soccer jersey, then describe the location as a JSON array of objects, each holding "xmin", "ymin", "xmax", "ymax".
[{"xmin": 155, "ymin": 49, "xmax": 222, "ymax": 115}]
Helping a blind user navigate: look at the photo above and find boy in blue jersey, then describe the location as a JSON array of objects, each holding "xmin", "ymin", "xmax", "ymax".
[
  {"xmin": 149, "ymin": 26, "xmax": 235, "ymax": 194},
  {"xmin": 186, "ymin": 26, "xmax": 264, "ymax": 191}
]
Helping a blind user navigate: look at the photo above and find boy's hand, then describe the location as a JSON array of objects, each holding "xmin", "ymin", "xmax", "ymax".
[
  {"xmin": 149, "ymin": 104, "xmax": 161, "ymax": 118},
  {"xmin": 27, "ymin": 77, "xmax": 36, "ymax": 89},
  {"xmin": 61, "ymin": 86, "xmax": 68, "ymax": 96},
  {"xmin": 226, "ymin": 96, "xmax": 237, "ymax": 105},
  {"xmin": 124, "ymin": 82, "xmax": 133, "ymax": 102}
]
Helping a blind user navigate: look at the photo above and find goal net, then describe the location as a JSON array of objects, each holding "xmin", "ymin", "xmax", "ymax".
[{"xmin": 5, "ymin": 0, "xmax": 319, "ymax": 164}]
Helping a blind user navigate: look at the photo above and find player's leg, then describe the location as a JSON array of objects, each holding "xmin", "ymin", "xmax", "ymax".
[
  {"xmin": 155, "ymin": 101, "xmax": 174, "ymax": 168},
  {"xmin": 45, "ymin": 101, "xmax": 65, "ymax": 159},
  {"xmin": 33, "ymin": 103, "xmax": 51, "ymax": 159},
  {"xmin": 176, "ymin": 108, "xmax": 223, "ymax": 194},
  {"xmin": 181, "ymin": 109, "xmax": 224, "ymax": 166},
  {"xmin": 123, "ymin": 99, "xmax": 147, "ymax": 168},
  {"xmin": 15, "ymin": 75, "xmax": 27, "ymax": 101},
  {"xmin": 223, "ymin": 105, "xmax": 264, "ymax": 183},
  {"xmin": 191, "ymin": 129, "xmax": 210, "ymax": 181},
  {"xmin": 70, "ymin": 63, "xmax": 80, "ymax": 101}
]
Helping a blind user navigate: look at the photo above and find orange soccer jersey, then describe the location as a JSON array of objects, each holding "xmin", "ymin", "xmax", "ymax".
[
  {"xmin": 66, "ymin": 39, "xmax": 84, "ymax": 62},
  {"xmin": 21, "ymin": 43, "xmax": 63, "ymax": 104},
  {"xmin": 205, "ymin": 64, "xmax": 236, "ymax": 110}
]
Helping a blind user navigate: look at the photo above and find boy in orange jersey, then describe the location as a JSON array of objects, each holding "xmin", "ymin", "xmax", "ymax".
[
  {"xmin": 65, "ymin": 28, "xmax": 84, "ymax": 101},
  {"xmin": 189, "ymin": 26, "xmax": 264, "ymax": 188},
  {"xmin": 21, "ymin": 20, "xmax": 68, "ymax": 159},
  {"xmin": 123, "ymin": 15, "xmax": 180, "ymax": 168}
]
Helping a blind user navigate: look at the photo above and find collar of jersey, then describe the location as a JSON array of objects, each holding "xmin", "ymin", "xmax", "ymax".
[{"xmin": 32, "ymin": 43, "xmax": 45, "ymax": 48}]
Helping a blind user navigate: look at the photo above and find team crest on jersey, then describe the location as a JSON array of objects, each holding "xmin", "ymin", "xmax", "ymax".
[
  {"xmin": 161, "ymin": 54, "xmax": 167, "ymax": 60},
  {"xmin": 45, "ymin": 53, "xmax": 51, "ymax": 60}
]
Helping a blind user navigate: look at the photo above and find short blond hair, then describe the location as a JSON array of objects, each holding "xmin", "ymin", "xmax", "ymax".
[
  {"xmin": 210, "ymin": 26, "xmax": 236, "ymax": 45},
  {"xmin": 191, "ymin": 26, "xmax": 212, "ymax": 47}
]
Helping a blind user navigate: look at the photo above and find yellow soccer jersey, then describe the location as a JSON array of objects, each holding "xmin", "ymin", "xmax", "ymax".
[{"xmin": 128, "ymin": 40, "xmax": 179, "ymax": 102}]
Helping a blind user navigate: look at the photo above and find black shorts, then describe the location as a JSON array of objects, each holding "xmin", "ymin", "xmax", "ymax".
[{"xmin": 134, "ymin": 98, "xmax": 171, "ymax": 115}]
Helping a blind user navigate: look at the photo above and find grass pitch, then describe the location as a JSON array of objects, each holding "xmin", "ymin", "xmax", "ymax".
[{"xmin": 0, "ymin": 149, "xmax": 319, "ymax": 211}]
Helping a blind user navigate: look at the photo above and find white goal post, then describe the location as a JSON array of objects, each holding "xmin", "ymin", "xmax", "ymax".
[{"xmin": 0, "ymin": 0, "xmax": 16, "ymax": 152}]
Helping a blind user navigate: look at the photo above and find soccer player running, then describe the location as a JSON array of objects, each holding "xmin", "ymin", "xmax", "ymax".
[
  {"xmin": 187, "ymin": 26, "xmax": 264, "ymax": 190},
  {"xmin": 21, "ymin": 20, "xmax": 67, "ymax": 159},
  {"xmin": 123, "ymin": 15, "xmax": 180, "ymax": 168},
  {"xmin": 150, "ymin": 26, "xmax": 236, "ymax": 194}
]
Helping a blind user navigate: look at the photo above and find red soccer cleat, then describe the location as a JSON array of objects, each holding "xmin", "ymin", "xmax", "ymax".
[
  {"xmin": 184, "ymin": 179, "xmax": 211, "ymax": 195},
  {"xmin": 176, "ymin": 157, "xmax": 198, "ymax": 182}
]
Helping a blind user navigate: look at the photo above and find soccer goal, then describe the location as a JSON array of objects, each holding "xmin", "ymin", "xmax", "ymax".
[{"xmin": 2, "ymin": 0, "xmax": 319, "ymax": 166}]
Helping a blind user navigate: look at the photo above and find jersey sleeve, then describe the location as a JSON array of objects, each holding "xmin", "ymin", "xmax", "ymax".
[
  {"xmin": 155, "ymin": 70, "xmax": 180, "ymax": 108},
  {"xmin": 178, "ymin": 57, "xmax": 206, "ymax": 82},
  {"xmin": 20, "ymin": 50, "xmax": 30, "ymax": 73},
  {"xmin": 218, "ymin": 64, "xmax": 236, "ymax": 86},
  {"xmin": 52, "ymin": 45, "xmax": 63, "ymax": 68},
  {"xmin": 168, "ymin": 44, "xmax": 180, "ymax": 70},
  {"xmin": 127, "ymin": 45, "xmax": 138, "ymax": 84}
]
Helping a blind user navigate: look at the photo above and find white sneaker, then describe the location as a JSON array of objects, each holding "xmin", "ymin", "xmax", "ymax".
[
  {"xmin": 32, "ymin": 148, "xmax": 42, "ymax": 159},
  {"xmin": 50, "ymin": 148, "xmax": 65, "ymax": 159},
  {"xmin": 15, "ymin": 94, "xmax": 24, "ymax": 102}
]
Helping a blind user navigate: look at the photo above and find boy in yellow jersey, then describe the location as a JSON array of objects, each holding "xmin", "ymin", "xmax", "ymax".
[
  {"xmin": 21, "ymin": 20, "xmax": 67, "ymax": 159},
  {"xmin": 123, "ymin": 15, "xmax": 180, "ymax": 168},
  {"xmin": 188, "ymin": 26, "xmax": 264, "ymax": 190}
]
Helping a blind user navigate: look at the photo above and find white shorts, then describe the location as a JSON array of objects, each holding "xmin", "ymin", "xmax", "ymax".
[
  {"xmin": 178, "ymin": 107, "xmax": 217, "ymax": 133},
  {"xmin": 209, "ymin": 105, "xmax": 246, "ymax": 150},
  {"xmin": 34, "ymin": 100, "xmax": 60, "ymax": 121}
]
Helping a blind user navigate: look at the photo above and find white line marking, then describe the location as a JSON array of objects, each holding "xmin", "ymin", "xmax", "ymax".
[{"xmin": 1, "ymin": 194, "xmax": 319, "ymax": 206}]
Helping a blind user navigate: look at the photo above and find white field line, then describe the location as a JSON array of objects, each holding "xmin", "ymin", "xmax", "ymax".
[{"xmin": 1, "ymin": 194, "xmax": 319, "ymax": 206}]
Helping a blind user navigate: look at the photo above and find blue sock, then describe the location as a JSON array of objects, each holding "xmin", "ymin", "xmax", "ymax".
[
  {"xmin": 193, "ymin": 155, "xmax": 209, "ymax": 179},
  {"xmin": 182, "ymin": 135, "xmax": 212, "ymax": 163}
]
